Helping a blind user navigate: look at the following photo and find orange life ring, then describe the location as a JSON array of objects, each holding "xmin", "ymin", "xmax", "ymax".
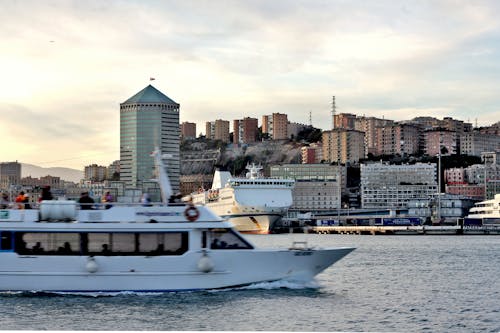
[{"xmin": 184, "ymin": 205, "xmax": 200, "ymax": 222}]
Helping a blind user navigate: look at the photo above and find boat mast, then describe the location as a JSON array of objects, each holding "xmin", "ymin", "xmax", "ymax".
[{"xmin": 152, "ymin": 147, "xmax": 173, "ymax": 204}]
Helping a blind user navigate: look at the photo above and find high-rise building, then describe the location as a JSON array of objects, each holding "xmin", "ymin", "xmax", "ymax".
[
  {"xmin": 334, "ymin": 113, "xmax": 356, "ymax": 130},
  {"xmin": 322, "ymin": 129, "xmax": 365, "ymax": 164},
  {"xmin": 180, "ymin": 122, "xmax": 196, "ymax": 140},
  {"xmin": 206, "ymin": 119, "xmax": 230, "ymax": 143},
  {"xmin": 0, "ymin": 161, "xmax": 21, "ymax": 190},
  {"xmin": 262, "ymin": 113, "xmax": 288, "ymax": 140},
  {"xmin": 375, "ymin": 123, "xmax": 420, "ymax": 156},
  {"xmin": 120, "ymin": 85, "xmax": 180, "ymax": 192},
  {"xmin": 233, "ymin": 117, "xmax": 258, "ymax": 144},
  {"xmin": 424, "ymin": 129, "xmax": 457, "ymax": 156},
  {"xmin": 84, "ymin": 164, "xmax": 108, "ymax": 182},
  {"xmin": 354, "ymin": 116, "xmax": 394, "ymax": 156}
]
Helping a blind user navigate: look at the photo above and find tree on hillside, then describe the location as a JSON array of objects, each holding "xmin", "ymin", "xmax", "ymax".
[{"xmin": 295, "ymin": 126, "xmax": 322, "ymax": 143}]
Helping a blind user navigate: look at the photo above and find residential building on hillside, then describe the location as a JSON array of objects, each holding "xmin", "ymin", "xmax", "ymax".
[
  {"xmin": 301, "ymin": 143, "xmax": 323, "ymax": 164},
  {"xmin": 424, "ymin": 129, "xmax": 457, "ymax": 156},
  {"xmin": 478, "ymin": 121, "xmax": 500, "ymax": 135},
  {"xmin": 120, "ymin": 84, "xmax": 180, "ymax": 192},
  {"xmin": 333, "ymin": 113, "xmax": 356, "ymax": 130},
  {"xmin": 460, "ymin": 132, "xmax": 500, "ymax": 156},
  {"xmin": 354, "ymin": 116, "xmax": 394, "ymax": 155},
  {"xmin": 206, "ymin": 119, "xmax": 230, "ymax": 143},
  {"xmin": 233, "ymin": 117, "xmax": 258, "ymax": 144},
  {"xmin": 262, "ymin": 113, "xmax": 288, "ymax": 140},
  {"xmin": 375, "ymin": 123, "xmax": 420, "ymax": 156},
  {"xmin": 270, "ymin": 163, "xmax": 346, "ymax": 212},
  {"xmin": 322, "ymin": 129, "xmax": 365, "ymax": 165},
  {"xmin": 180, "ymin": 122, "xmax": 196, "ymax": 140},
  {"xmin": 360, "ymin": 162, "xmax": 438, "ymax": 209}
]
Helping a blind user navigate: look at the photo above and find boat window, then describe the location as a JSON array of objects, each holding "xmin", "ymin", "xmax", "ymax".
[
  {"xmin": 138, "ymin": 232, "xmax": 188, "ymax": 255},
  {"xmin": 15, "ymin": 233, "xmax": 80, "ymax": 255},
  {"xmin": 0, "ymin": 231, "xmax": 12, "ymax": 251},
  {"xmin": 209, "ymin": 228, "xmax": 253, "ymax": 250},
  {"xmin": 111, "ymin": 233, "xmax": 135, "ymax": 253},
  {"xmin": 87, "ymin": 233, "xmax": 112, "ymax": 254}
]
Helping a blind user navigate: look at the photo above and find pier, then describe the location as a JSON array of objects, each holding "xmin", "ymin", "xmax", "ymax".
[{"xmin": 274, "ymin": 225, "xmax": 500, "ymax": 235}]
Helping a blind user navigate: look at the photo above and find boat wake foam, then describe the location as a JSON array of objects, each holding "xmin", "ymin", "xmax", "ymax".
[
  {"xmin": 0, "ymin": 280, "xmax": 320, "ymax": 297},
  {"xmin": 240, "ymin": 279, "xmax": 320, "ymax": 290}
]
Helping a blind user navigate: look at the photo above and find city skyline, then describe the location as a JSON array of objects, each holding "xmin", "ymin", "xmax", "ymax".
[{"xmin": 1, "ymin": 0, "xmax": 500, "ymax": 169}]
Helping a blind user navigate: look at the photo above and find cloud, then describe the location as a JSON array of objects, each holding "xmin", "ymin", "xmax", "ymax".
[{"xmin": 1, "ymin": 0, "xmax": 499, "ymax": 167}]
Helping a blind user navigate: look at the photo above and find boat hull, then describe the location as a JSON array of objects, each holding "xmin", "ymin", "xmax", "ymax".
[{"xmin": 0, "ymin": 247, "xmax": 354, "ymax": 292}]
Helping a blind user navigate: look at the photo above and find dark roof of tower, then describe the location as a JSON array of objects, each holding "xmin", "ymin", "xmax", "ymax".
[{"xmin": 122, "ymin": 85, "xmax": 178, "ymax": 105}]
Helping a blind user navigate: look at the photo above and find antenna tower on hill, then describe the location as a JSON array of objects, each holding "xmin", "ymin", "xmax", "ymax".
[{"xmin": 331, "ymin": 96, "xmax": 336, "ymax": 129}]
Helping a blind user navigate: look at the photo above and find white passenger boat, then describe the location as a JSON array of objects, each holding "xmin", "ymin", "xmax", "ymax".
[
  {"xmin": 0, "ymin": 149, "xmax": 353, "ymax": 292},
  {"xmin": 189, "ymin": 164, "xmax": 295, "ymax": 234},
  {"xmin": 465, "ymin": 193, "xmax": 500, "ymax": 224}
]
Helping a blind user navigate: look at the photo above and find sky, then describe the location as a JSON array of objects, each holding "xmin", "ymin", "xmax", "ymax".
[{"xmin": 1, "ymin": 0, "xmax": 500, "ymax": 169}]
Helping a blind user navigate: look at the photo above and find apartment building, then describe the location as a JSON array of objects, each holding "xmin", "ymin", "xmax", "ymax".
[
  {"xmin": 354, "ymin": 116, "xmax": 394, "ymax": 155},
  {"xmin": 301, "ymin": 142, "xmax": 323, "ymax": 164},
  {"xmin": 262, "ymin": 113, "xmax": 288, "ymax": 140},
  {"xmin": 84, "ymin": 164, "xmax": 108, "ymax": 182},
  {"xmin": 460, "ymin": 132, "xmax": 500, "ymax": 156},
  {"xmin": 180, "ymin": 122, "xmax": 196, "ymax": 140},
  {"xmin": 0, "ymin": 161, "xmax": 21, "ymax": 190},
  {"xmin": 360, "ymin": 162, "xmax": 438, "ymax": 209},
  {"xmin": 333, "ymin": 113, "xmax": 356, "ymax": 130},
  {"xmin": 233, "ymin": 117, "xmax": 258, "ymax": 144},
  {"xmin": 206, "ymin": 119, "xmax": 230, "ymax": 143},
  {"xmin": 375, "ymin": 123, "xmax": 420, "ymax": 156},
  {"xmin": 424, "ymin": 129, "xmax": 457, "ymax": 156},
  {"xmin": 322, "ymin": 129, "xmax": 365, "ymax": 165}
]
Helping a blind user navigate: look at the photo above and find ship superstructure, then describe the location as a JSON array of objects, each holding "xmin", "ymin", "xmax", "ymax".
[{"xmin": 189, "ymin": 163, "xmax": 295, "ymax": 233}]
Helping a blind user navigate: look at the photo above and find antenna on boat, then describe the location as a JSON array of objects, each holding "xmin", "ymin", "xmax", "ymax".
[{"xmin": 152, "ymin": 147, "xmax": 173, "ymax": 204}]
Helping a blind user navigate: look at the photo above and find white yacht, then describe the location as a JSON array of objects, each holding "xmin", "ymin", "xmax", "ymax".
[
  {"xmin": 466, "ymin": 193, "xmax": 500, "ymax": 224},
  {"xmin": 188, "ymin": 164, "xmax": 295, "ymax": 234},
  {"xmin": 0, "ymin": 149, "xmax": 353, "ymax": 292}
]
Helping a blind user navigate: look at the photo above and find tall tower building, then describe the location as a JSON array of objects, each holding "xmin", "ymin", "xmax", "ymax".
[
  {"xmin": 233, "ymin": 117, "xmax": 258, "ymax": 144},
  {"xmin": 120, "ymin": 85, "xmax": 180, "ymax": 192},
  {"xmin": 0, "ymin": 161, "xmax": 21, "ymax": 190}
]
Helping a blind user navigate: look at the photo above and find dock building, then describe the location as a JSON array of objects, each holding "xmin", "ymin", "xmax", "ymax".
[{"xmin": 270, "ymin": 163, "xmax": 346, "ymax": 214}]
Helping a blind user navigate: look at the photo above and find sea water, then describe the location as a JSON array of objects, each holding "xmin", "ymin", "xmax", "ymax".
[{"xmin": 0, "ymin": 234, "xmax": 498, "ymax": 332}]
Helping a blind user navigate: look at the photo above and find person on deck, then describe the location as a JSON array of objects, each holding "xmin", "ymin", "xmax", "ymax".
[
  {"xmin": 101, "ymin": 191, "xmax": 114, "ymax": 209},
  {"xmin": 39, "ymin": 186, "xmax": 53, "ymax": 202},
  {"xmin": 15, "ymin": 191, "xmax": 26, "ymax": 209},
  {"xmin": 78, "ymin": 192, "xmax": 95, "ymax": 210},
  {"xmin": 0, "ymin": 193, "xmax": 10, "ymax": 208}
]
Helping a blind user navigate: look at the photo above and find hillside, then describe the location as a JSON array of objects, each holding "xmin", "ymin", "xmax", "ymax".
[
  {"xmin": 22, "ymin": 164, "xmax": 83, "ymax": 183},
  {"xmin": 181, "ymin": 140, "xmax": 303, "ymax": 176}
]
